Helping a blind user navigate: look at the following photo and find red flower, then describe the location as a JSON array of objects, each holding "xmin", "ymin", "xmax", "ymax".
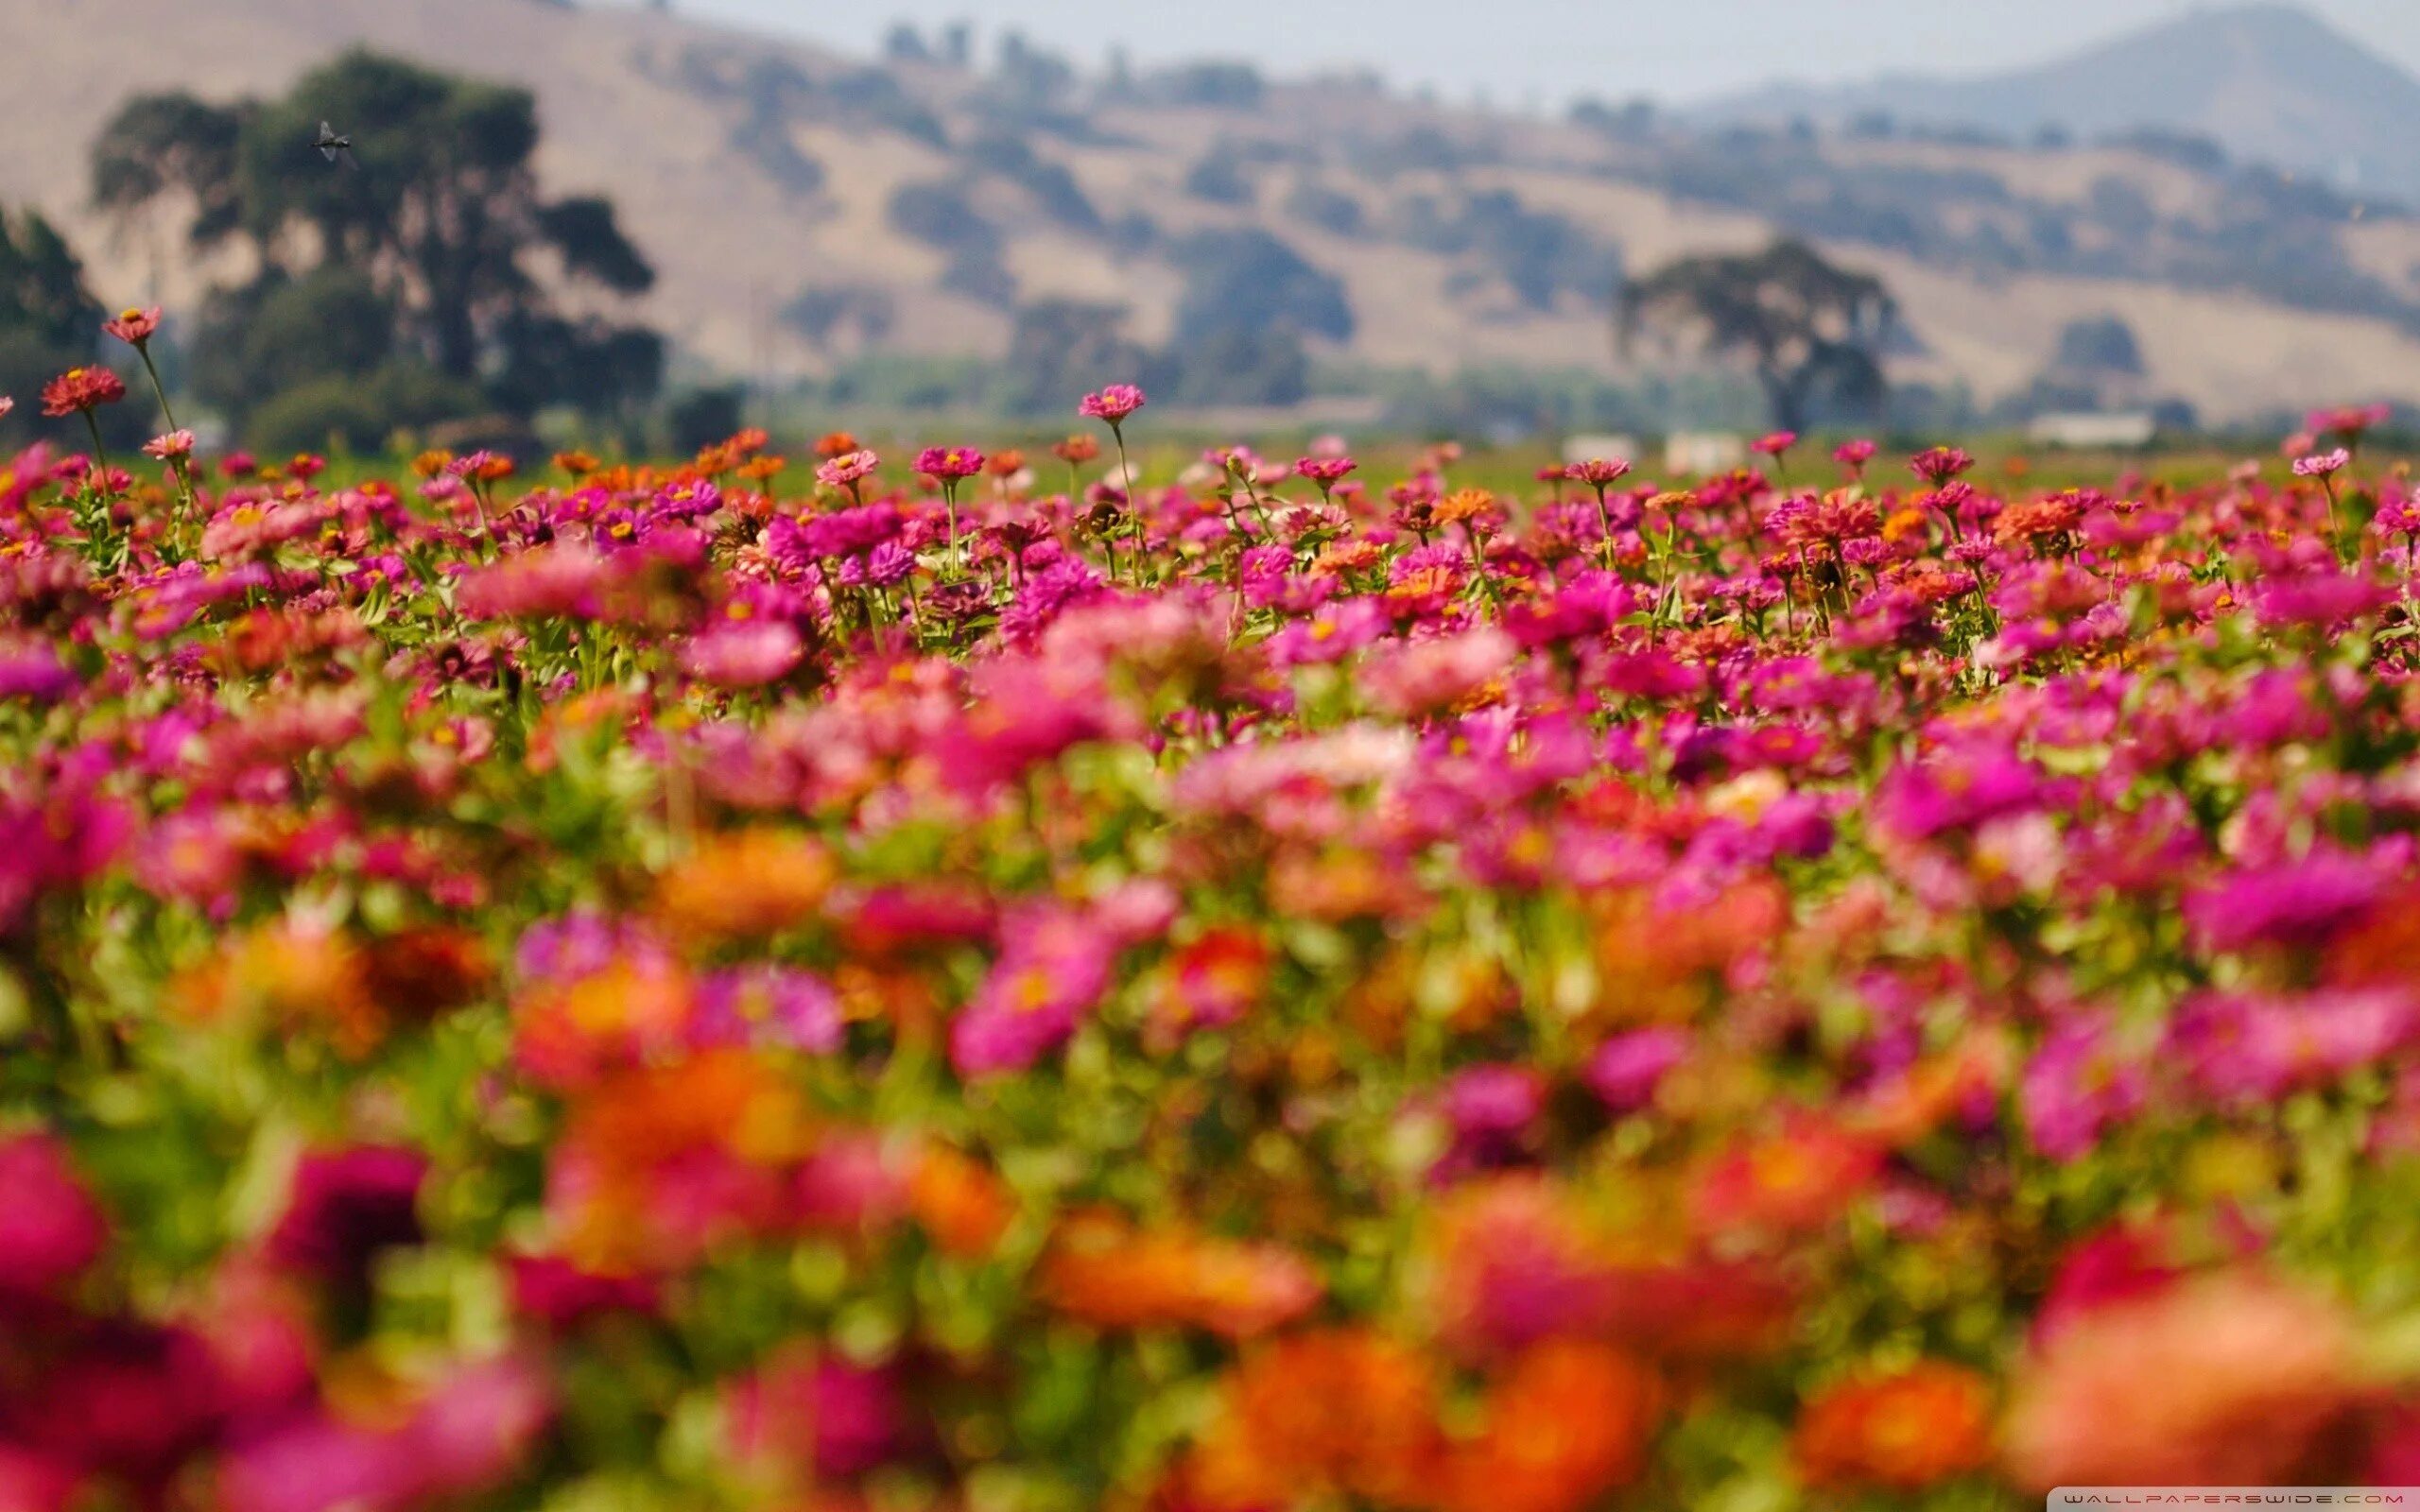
[
  {"xmin": 40, "ymin": 367, "xmax": 128, "ymax": 419},
  {"xmin": 103, "ymin": 305, "xmax": 162, "ymax": 348}
]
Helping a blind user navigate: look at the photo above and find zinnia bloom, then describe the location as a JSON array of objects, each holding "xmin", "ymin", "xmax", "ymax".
[
  {"xmin": 1791, "ymin": 1362, "xmax": 1994, "ymax": 1491},
  {"xmin": 1079, "ymin": 383, "xmax": 1147, "ymax": 424},
  {"xmin": 2003, "ymin": 1271, "xmax": 2371, "ymax": 1488},
  {"xmin": 103, "ymin": 305, "xmax": 163, "ymax": 347},
  {"xmin": 816, "ymin": 448, "xmax": 879, "ymax": 489},
  {"xmin": 914, "ymin": 445, "xmax": 985, "ymax": 480},
  {"xmin": 40, "ymin": 367, "xmax": 127, "ymax": 418}
]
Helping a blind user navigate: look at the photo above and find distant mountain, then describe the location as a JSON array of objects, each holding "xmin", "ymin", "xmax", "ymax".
[
  {"xmin": 1700, "ymin": 4, "xmax": 2420, "ymax": 202},
  {"xmin": 5, "ymin": 0, "xmax": 2420, "ymax": 424}
]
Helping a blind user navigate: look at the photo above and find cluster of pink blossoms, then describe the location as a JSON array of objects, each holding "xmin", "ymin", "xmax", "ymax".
[{"xmin": 5, "ymin": 348, "xmax": 2420, "ymax": 1504}]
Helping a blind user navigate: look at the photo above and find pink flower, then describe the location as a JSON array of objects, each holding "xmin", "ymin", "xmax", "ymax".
[
  {"xmin": 2308, "ymin": 404, "xmax": 2390, "ymax": 441},
  {"xmin": 2293, "ymin": 447, "xmax": 2351, "ymax": 478},
  {"xmin": 2019, "ymin": 1020, "xmax": 2145, "ymax": 1161},
  {"xmin": 1833, "ymin": 438, "xmax": 1876, "ymax": 469},
  {"xmin": 678, "ymin": 620, "xmax": 803, "ymax": 687},
  {"xmin": 0, "ymin": 397, "xmax": 13, "ymax": 420},
  {"xmin": 0, "ymin": 1133, "xmax": 107, "ymax": 1297},
  {"xmin": 1294, "ymin": 455, "xmax": 1357, "ymax": 486},
  {"xmin": 1752, "ymin": 431, "xmax": 1798, "ymax": 456},
  {"xmin": 1564, "ymin": 457, "xmax": 1632, "ymax": 490},
  {"xmin": 914, "ymin": 445, "xmax": 985, "ymax": 481},
  {"xmin": 815, "ymin": 449, "xmax": 878, "ymax": 489},
  {"xmin": 144, "ymin": 430, "xmax": 195, "ymax": 462},
  {"xmin": 1910, "ymin": 446, "xmax": 1975, "ymax": 486},
  {"xmin": 1583, "ymin": 1027, "xmax": 1689, "ymax": 1113},
  {"xmin": 2005, "ymin": 1272, "xmax": 2366, "ymax": 1489},
  {"xmin": 1079, "ymin": 383, "xmax": 1147, "ymax": 424},
  {"xmin": 949, "ymin": 906, "xmax": 1115, "ymax": 1077},
  {"xmin": 726, "ymin": 1346, "xmax": 916, "ymax": 1482},
  {"xmin": 216, "ymin": 1355, "xmax": 550, "ymax": 1512},
  {"xmin": 102, "ymin": 305, "xmax": 162, "ymax": 348}
]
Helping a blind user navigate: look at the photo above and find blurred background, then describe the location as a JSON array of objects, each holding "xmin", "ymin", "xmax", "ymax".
[{"xmin": 5, "ymin": 0, "xmax": 2420, "ymax": 458}]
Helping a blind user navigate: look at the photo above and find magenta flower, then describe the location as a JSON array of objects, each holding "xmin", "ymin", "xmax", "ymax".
[
  {"xmin": 0, "ymin": 1133, "xmax": 106, "ymax": 1297},
  {"xmin": 267, "ymin": 1145, "xmax": 427, "ymax": 1292},
  {"xmin": 1910, "ymin": 445, "xmax": 1976, "ymax": 486},
  {"xmin": 1079, "ymin": 383, "xmax": 1147, "ymax": 424},
  {"xmin": 914, "ymin": 445, "xmax": 985, "ymax": 481},
  {"xmin": 949, "ymin": 907, "xmax": 1115, "ymax": 1077},
  {"xmin": 1582, "ymin": 1026, "xmax": 1690, "ymax": 1113},
  {"xmin": 2293, "ymin": 447, "xmax": 2351, "ymax": 478},
  {"xmin": 2020, "ymin": 1020, "xmax": 2146, "ymax": 1161}
]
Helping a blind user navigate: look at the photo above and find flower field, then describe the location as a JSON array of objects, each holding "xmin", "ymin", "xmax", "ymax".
[{"xmin": 8, "ymin": 354, "xmax": 2420, "ymax": 1508}]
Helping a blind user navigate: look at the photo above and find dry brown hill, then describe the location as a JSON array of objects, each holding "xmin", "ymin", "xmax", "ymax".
[{"xmin": 7, "ymin": 0, "xmax": 2420, "ymax": 422}]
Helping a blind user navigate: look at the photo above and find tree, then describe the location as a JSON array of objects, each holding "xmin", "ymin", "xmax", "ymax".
[
  {"xmin": 994, "ymin": 301, "xmax": 1148, "ymax": 417},
  {"xmin": 1616, "ymin": 239, "xmax": 1896, "ymax": 432},
  {"xmin": 92, "ymin": 50, "xmax": 663, "ymax": 437},
  {"xmin": 1170, "ymin": 230, "xmax": 1353, "ymax": 348},
  {"xmin": 2052, "ymin": 315, "xmax": 2147, "ymax": 378},
  {"xmin": 0, "ymin": 207, "xmax": 146, "ymax": 451}
]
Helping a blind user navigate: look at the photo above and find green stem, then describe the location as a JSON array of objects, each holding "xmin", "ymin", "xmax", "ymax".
[{"xmin": 138, "ymin": 349, "xmax": 179, "ymax": 433}]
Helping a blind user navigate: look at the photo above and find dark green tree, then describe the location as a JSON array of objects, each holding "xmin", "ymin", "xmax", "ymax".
[
  {"xmin": 1616, "ymin": 239, "xmax": 1896, "ymax": 432},
  {"xmin": 0, "ymin": 207, "xmax": 133, "ymax": 451},
  {"xmin": 91, "ymin": 50, "xmax": 663, "ymax": 438},
  {"xmin": 994, "ymin": 300, "xmax": 1148, "ymax": 418}
]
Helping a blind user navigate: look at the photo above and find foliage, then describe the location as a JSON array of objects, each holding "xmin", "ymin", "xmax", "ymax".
[
  {"xmin": 1619, "ymin": 238, "xmax": 1896, "ymax": 431},
  {"xmin": 90, "ymin": 49, "xmax": 662, "ymax": 438}
]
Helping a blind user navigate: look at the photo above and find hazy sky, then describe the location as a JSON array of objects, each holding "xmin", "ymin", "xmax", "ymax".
[{"xmin": 662, "ymin": 0, "xmax": 2420, "ymax": 108}]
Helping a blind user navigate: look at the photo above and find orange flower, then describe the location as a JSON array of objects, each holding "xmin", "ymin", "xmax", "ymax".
[
  {"xmin": 653, "ymin": 829, "xmax": 836, "ymax": 944},
  {"xmin": 1433, "ymin": 488, "xmax": 1495, "ymax": 528},
  {"xmin": 409, "ymin": 449, "xmax": 454, "ymax": 480},
  {"xmin": 1185, "ymin": 1329, "xmax": 1444, "ymax": 1511},
  {"xmin": 1040, "ymin": 1213, "xmax": 1322, "ymax": 1339},
  {"xmin": 553, "ymin": 450, "xmax": 600, "ymax": 476},
  {"xmin": 549, "ymin": 1050, "xmax": 810, "ymax": 1272},
  {"xmin": 1791, "ymin": 1362, "xmax": 1994, "ymax": 1491},
  {"xmin": 907, "ymin": 1144, "xmax": 1015, "ymax": 1258},
  {"xmin": 1690, "ymin": 1118, "xmax": 1885, "ymax": 1240},
  {"xmin": 510, "ymin": 955, "xmax": 695, "ymax": 1091},
  {"xmin": 1439, "ymin": 1341, "xmax": 1662, "ymax": 1512},
  {"xmin": 813, "ymin": 431, "xmax": 860, "ymax": 459},
  {"xmin": 173, "ymin": 920, "xmax": 382, "ymax": 1057}
]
